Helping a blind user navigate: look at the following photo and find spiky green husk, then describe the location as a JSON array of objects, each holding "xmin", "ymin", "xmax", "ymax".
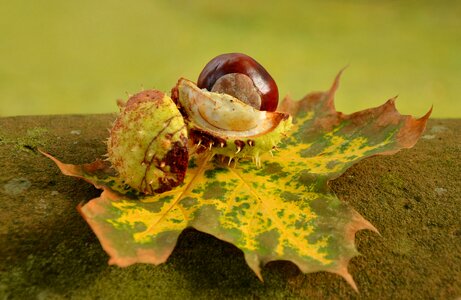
[
  {"xmin": 108, "ymin": 90, "xmax": 188, "ymax": 194},
  {"xmin": 189, "ymin": 116, "xmax": 292, "ymax": 166}
]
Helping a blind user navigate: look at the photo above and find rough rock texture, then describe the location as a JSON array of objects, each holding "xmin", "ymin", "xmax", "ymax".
[{"xmin": 0, "ymin": 115, "xmax": 460, "ymax": 299}]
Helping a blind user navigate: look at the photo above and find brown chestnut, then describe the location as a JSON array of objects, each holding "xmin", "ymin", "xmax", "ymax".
[{"xmin": 197, "ymin": 53, "xmax": 279, "ymax": 112}]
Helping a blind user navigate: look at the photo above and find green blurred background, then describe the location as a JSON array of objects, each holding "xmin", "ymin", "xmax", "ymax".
[{"xmin": 1, "ymin": 0, "xmax": 459, "ymax": 117}]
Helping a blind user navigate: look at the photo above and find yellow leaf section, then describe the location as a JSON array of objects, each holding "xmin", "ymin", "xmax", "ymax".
[
  {"xmin": 105, "ymin": 155, "xmax": 212, "ymax": 244},
  {"xmin": 204, "ymin": 164, "xmax": 333, "ymax": 265},
  {"xmin": 278, "ymin": 127, "xmax": 397, "ymax": 175},
  {"xmin": 106, "ymin": 198, "xmax": 185, "ymax": 244}
]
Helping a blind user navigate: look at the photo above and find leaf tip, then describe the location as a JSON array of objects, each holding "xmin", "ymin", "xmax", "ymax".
[
  {"xmin": 106, "ymin": 248, "xmax": 171, "ymax": 267},
  {"xmin": 39, "ymin": 148, "xmax": 57, "ymax": 163},
  {"xmin": 108, "ymin": 257, "xmax": 132, "ymax": 267},
  {"xmin": 388, "ymin": 95, "xmax": 398, "ymax": 103},
  {"xmin": 346, "ymin": 210, "xmax": 379, "ymax": 242},
  {"xmin": 39, "ymin": 149, "xmax": 81, "ymax": 177},
  {"xmin": 396, "ymin": 105, "xmax": 432, "ymax": 149},
  {"xmin": 244, "ymin": 253, "xmax": 264, "ymax": 282},
  {"xmin": 420, "ymin": 105, "xmax": 433, "ymax": 121},
  {"xmin": 335, "ymin": 266, "xmax": 359, "ymax": 293},
  {"xmin": 325, "ymin": 69, "xmax": 346, "ymax": 110}
]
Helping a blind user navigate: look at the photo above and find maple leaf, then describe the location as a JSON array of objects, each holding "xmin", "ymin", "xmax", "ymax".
[{"xmin": 41, "ymin": 72, "xmax": 430, "ymax": 291}]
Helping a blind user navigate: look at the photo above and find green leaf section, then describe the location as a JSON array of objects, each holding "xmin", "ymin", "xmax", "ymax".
[{"xmin": 279, "ymin": 110, "xmax": 400, "ymax": 179}]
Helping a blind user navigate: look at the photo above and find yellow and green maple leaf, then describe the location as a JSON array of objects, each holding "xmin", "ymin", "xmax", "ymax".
[{"xmin": 42, "ymin": 73, "xmax": 430, "ymax": 291}]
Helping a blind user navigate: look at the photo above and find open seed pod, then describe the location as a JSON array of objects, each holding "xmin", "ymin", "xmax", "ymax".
[
  {"xmin": 107, "ymin": 90, "xmax": 188, "ymax": 194},
  {"xmin": 172, "ymin": 78, "xmax": 292, "ymax": 166}
]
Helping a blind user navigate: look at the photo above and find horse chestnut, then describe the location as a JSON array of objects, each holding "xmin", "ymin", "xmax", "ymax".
[{"xmin": 197, "ymin": 53, "xmax": 279, "ymax": 112}]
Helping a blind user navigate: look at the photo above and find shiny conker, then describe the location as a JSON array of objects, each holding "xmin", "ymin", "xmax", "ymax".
[{"xmin": 197, "ymin": 53, "xmax": 279, "ymax": 112}]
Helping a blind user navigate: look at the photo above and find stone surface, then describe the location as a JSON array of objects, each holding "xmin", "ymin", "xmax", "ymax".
[{"xmin": 0, "ymin": 115, "xmax": 460, "ymax": 299}]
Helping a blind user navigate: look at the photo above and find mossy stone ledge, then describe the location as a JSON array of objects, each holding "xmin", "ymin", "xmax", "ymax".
[{"xmin": 0, "ymin": 115, "xmax": 460, "ymax": 299}]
